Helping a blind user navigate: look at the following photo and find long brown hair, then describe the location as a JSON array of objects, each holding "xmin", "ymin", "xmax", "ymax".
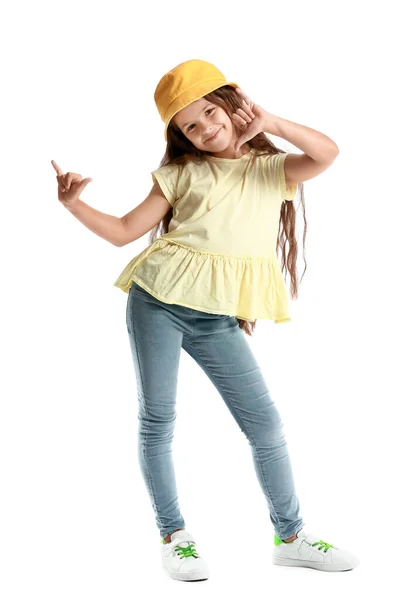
[{"xmin": 149, "ymin": 85, "xmax": 308, "ymax": 336}]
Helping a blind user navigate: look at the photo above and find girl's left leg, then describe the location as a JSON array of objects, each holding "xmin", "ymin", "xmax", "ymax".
[{"xmin": 181, "ymin": 312, "xmax": 305, "ymax": 541}]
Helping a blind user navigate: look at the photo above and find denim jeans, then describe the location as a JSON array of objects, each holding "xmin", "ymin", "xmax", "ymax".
[{"xmin": 126, "ymin": 280, "xmax": 305, "ymax": 541}]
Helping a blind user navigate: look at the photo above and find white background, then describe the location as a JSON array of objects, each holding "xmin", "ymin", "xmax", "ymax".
[{"xmin": 1, "ymin": 0, "xmax": 418, "ymax": 597}]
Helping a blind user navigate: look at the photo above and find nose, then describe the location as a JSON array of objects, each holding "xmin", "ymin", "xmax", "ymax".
[{"xmin": 203, "ymin": 118, "xmax": 217, "ymax": 138}]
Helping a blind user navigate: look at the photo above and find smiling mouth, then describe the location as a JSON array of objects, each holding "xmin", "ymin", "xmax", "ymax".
[{"xmin": 206, "ymin": 128, "xmax": 222, "ymax": 142}]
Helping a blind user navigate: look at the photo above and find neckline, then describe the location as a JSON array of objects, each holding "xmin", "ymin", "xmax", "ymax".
[{"xmin": 206, "ymin": 147, "xmax": 255, "ymax": 162}]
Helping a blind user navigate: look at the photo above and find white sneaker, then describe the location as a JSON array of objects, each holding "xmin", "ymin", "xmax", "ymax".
[
  {"xmin": 160, "ymin": 530, "xmax": 209, "ymax": 581},
  {"xmin": 272, "ymin": 529, "xmax": 360, "ymax": 572}
]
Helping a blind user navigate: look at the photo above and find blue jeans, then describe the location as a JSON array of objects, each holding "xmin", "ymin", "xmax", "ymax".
[{"xmin": 126, "ymin": 280, "xmax": 305, "ymax": 541}]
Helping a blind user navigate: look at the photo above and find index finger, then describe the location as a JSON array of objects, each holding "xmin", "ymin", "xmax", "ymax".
[{"xmin": 51, "ymin": 159, "xmax": 63, "ymax": 176}]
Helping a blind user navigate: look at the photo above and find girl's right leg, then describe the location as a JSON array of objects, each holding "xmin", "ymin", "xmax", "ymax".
[{"xmin": 126, "ymin": 281, "xmax": 193, "ymax": 540}]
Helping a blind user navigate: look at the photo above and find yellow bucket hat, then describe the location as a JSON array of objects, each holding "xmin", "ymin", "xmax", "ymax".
[{"xmin": 154, "ymin": 59, "xmax": 240, "ymax": 141}]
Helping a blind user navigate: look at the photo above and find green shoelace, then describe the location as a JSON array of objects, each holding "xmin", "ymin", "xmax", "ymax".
[
  {"xmin": 312, "ymin": 539, "xmax": 334, "ymax": 552},
  {"xmin": 175, "ymin": 543, "xmax": 199, "ymax": 558},
  {"xmin": 274, "ymin": 533, "xmax": 334, "ymax": 552}
]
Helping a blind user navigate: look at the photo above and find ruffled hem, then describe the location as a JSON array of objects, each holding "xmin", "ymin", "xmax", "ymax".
[{"xmin": 113, "ymin": 238, "xmax": 292, "ymax": 324}]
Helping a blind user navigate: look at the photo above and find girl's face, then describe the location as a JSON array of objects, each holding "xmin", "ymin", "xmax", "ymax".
[{"xmin": 172, "ymin": 97, "xmax": 248, "ymax": 158}]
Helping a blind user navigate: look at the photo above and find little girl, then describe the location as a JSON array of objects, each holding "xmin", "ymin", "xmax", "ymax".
[{"xmin": 52, "ymin": 59, "xmax": 359, "ymax": 581}]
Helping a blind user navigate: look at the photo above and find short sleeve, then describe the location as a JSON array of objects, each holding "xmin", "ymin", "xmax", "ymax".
[
  {"xmin": 151, "ymin": 163, "xmax": 180, "ymax": 207},
  {"xmin": 271, "ymin": 152, "xmax": 298, "ymax": 202}
]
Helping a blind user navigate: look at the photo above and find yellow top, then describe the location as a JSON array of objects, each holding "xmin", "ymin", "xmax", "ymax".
[{"xmin": 113, "ymin": 148, "xmax": 297, "ymax": 323}]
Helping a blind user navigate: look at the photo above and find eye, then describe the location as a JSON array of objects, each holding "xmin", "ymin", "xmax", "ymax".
[{"xmin": 187, "ymin": 108, "xmax": 214, "ymax": 132}]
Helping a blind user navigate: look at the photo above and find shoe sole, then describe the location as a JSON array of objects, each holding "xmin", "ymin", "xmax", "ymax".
[
  {"xmin": 162, "ymin": 563, "xmax": 209, "ymax": 581},
  {"xmin": 273, "ymin": 556, "xmax": 359, "ymax": 572}
]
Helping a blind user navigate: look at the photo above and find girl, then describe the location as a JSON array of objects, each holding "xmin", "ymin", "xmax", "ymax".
[{"xmin": 52, "ymin": 59, "xmax": 359, "ymax": 581}]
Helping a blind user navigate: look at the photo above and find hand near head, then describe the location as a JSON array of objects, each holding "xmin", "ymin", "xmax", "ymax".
[
  {"xmin": 232, "ymin": 88, "xmax": 269, "ymax": 152},
  {"xmin": 51, "ymin": 159, "xmax": 93, "ymax": 208}
]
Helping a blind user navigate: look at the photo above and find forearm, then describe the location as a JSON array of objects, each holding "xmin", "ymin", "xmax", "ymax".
[
  {"xmin": 264, "ymin": 113, "xmax": 339, "ymax": 162},
  {"xmin": 65, "ymin": 199, "xmax": 125, "ymax": 247}
]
